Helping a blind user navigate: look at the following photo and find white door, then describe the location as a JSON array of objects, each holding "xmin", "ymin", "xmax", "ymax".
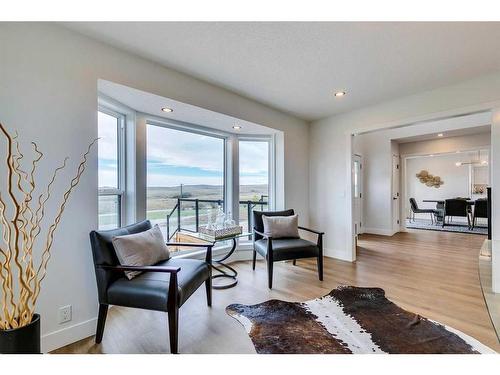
[
  {"xmin": 352, "ymin": 155, "xmax": 363, "ymax": 236},
  {"xmin": 392, "ymin": 154, "xmax": 401, "ymax": 232}
]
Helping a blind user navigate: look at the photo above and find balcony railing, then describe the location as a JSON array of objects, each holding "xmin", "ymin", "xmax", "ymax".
[{"xmin": 166, "ymin": 196, "xmax": 268, "ymax": 240}]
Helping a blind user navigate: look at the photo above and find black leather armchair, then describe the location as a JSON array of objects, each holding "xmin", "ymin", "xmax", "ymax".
[
  {"xmin": 89, "ymin": 220, "xmax": 213, "ymax": 354},
  {"xmin": 252, "ymin": 209, "xmax": 324, "ymax": 289}
]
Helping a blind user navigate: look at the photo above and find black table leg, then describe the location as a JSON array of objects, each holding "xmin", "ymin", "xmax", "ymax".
[{"xmin": 211, "ymin": 238, "xmax": 238, "ymax": 289}]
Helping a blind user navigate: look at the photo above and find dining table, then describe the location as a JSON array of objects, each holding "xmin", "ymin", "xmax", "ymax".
[
  {"xmin": 422, "ymin": 199, "xmax": 475, "ymax": 224},
  {"xmin": 422, "ymin": 199, "xmax": 475, "ymax": 205}
]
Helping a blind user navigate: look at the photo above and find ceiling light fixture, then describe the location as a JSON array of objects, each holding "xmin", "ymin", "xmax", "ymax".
[
  {"xmin": 437, "ymin": 133, "xmax": 443, "ymax": 137},
  {"xmin": 161, "ymin": 107, "xmax": 173, "ymax": 113},
  {"xmin": 232, "ymin": 125, "xmax": 241, "ymax": 130},
  {"xmin": 334, "ymin": 91, "xmax": 346, "ymax": 97},
  {"xmin": 455, "ymin": 150, "xmax": 488, "ymax": 167}
]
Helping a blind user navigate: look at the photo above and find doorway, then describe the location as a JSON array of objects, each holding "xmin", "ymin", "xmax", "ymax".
[
  {"xmin": 352, "ymin": 154, "xmax": 363, "ymax": 237},
  {"xmin": 392, "ymin": 154, "xmax": 401, "ymax": 232}
]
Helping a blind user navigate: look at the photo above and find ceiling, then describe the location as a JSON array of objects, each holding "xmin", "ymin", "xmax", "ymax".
[
  {"xmin": 65, "ymin": 22, "xmax": 500, "ymax": 121},
  {"xmin": 395, "ymin": 124, "xmax": 491, "ymax": 144},
  {"xmin": 99, "ymin": 80, "xmax": 277, "ymax": 135}
]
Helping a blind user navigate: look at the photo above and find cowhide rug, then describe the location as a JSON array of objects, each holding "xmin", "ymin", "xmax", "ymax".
[{"xmin": 226, "ymin": 286, "xmax": 495, "ymax": 354}]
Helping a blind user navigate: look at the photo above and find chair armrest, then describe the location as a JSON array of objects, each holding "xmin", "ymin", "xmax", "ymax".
[
  {"xmin": 298, "ymin": 226, "xmax": 324, "ymax": 235},
  {"xmin": 98, "ymin": 264, "xmax": 181, "ymax": 274},
  {"xmin": 253, "ymin": 228, "xmax": 272, "ymax": 240}
]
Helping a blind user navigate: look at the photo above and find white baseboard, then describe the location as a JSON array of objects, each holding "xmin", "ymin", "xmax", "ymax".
[
  {"xmin": 324, "ymin": 248, "xmax": 355, "ymax": 262},
  {"xmin": 42, "ymin": 317, "xmax": 97, "ymax": 353},
  {"xmin": 362, "ymin": 227, "xmax": 396, "ymax": 236}
]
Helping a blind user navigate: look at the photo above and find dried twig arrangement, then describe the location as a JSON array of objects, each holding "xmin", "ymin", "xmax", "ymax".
[{"xmin": 0, "ymin": 123, "xmax": 96, "ymax": 330}]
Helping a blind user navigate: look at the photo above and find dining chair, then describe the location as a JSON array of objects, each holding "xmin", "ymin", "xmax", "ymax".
[
  {"xmin": 471, "ymin": 199, "xmax": 488, "ymax": 230},
  {"xmin": 442, "ymin": 199, "xmax": 472, "ymax": 228},
  {"xmin": 409, "ymin": 198, "xmax": 438, "ymax": 224}
]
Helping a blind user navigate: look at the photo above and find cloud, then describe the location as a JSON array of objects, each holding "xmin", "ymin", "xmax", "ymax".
[
  {"xmin": 239, "ymin": 140, "xmax": 269, "ymax": 176},
  {"xmin": 98, "ymin": 117, "xmax": 270, "ymax": 188},
  {"xmin": 98, "ymin": 112, "xmax": 119, "ymax": 161},
  {"xmin": 147, "ymin": 125, "xmax": 224, "ymax": 172}
]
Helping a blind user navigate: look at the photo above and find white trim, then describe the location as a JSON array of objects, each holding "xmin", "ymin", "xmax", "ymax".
[
  {"xmin": 362, "ymin": 227, "xmax": 397, "ymax": 236},
  {"xmin": 346, "ymin": 134, "xmax": 356, "ymax": 262},
  {"xmin": 324, "ymin": 248, "xmax": 355, "ymax": 262},
  {"xmin": 227, "ymin": 135, "xmax": 239, "ymax": 222},
  {"xmin": 352, "ymin": 154, "xmax": 363, "ymax": 236},
  {"xmin": 146, "ymin": 114, "xmax": 229, "ymax": 140},
  {"xmin": 41, "ymin": 317, "xmax": 97, "ymax": 353},
  {"xmin": 401, "ymin": 145, "xmax": 491, "ymax": 159},
  {"xmin": 391, "ymin": 153, "xmax": 401, "ymax": 233}
]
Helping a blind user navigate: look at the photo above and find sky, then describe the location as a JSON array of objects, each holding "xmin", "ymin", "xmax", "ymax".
[{"xmin": 98, "ymin": 112, "xmax": 269, "ymax": 188}]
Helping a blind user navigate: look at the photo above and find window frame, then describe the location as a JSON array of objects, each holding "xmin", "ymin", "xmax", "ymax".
[
  {"xmin": 142, "ymin": 116, "xmax": 275, "ymax": 237},
  {"xmin": 237, "ymin": 136, "xmax": 275, "ymax": 242},
  {"xmin": 238, "ymin": 135, "xmax": 275, "ymax": 210},
  {"xmin": 144, "ymin": 117, "xmax": 228, "ymax": 236},
  {"xmin": 97, "ymin": 106, "xmax": 126, "ymax": 229}
]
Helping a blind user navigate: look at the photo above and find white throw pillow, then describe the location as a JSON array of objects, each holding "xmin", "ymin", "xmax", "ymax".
[
  {"xmin": 112, "ymin": 225, "xmax": 170, "ymax": 280},
  {"xmin": 262, "ymin": 214, "xmax": 300, "ymax": 239}
]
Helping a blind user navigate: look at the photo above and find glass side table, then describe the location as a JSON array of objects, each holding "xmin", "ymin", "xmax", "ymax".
[{"xmin": 175, "ymin": 231, "xmax": 252, "ymax": 289}]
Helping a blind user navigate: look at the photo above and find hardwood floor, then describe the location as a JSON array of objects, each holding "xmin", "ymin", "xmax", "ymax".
[{"xmin": 53, "ymin": 230, "xmax": 500, "ymax": 353}]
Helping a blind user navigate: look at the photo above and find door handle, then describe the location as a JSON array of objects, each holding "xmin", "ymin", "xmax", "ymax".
[{"xmin": 393, "ymin": 197, "xmax": 398, "ymax": 200}]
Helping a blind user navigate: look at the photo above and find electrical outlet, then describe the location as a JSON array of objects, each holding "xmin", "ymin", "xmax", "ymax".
[{"xmin": 59, "ymin": 305, "xmax": 72, "ymax": 324}]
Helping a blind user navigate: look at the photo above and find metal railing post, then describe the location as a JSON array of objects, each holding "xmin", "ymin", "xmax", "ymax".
[
  {"xmin": 177, "ymin": 198, "xmax": 181, "ymax": 233},
  {"xmin": 195, "ymin": 199, "xmax": 199, "ymax": 232},
  {"xmin": 247, "ymin": 201, "xmax": 251, "ymax": 234},
  {"xmin": 167, "ymin": 214, "xmax": 170, "ymax": 240}
]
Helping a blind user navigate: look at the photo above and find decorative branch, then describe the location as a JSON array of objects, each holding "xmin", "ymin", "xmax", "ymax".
[{"xmin": 0, "ymin": 122, "xmax": 95, "ymax": 330}]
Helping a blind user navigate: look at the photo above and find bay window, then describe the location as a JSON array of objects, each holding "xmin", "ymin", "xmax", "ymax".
[
  {"xmin": 146, "ymin": 122, "xmax": 225, "ymax": 242},
  {"xmin": 96, "ymin": 98, "xmax": 276, "ymax": 251},
  {"xmin": 98, "ymin": 109, "xmax": 125, "ymax": 230}
]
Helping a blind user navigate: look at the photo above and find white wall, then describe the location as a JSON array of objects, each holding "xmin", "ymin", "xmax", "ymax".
[
  {"xmin": 406, "ymin": 154, "xmax": 472, "ymax": 220},
  {"xmin": 0, "ymin": 23, "xmax": 310, "ymax": 351},
  {"xmin": 399, "ymin": 132, "xmax": 491, "ymax": 156},
  {"xmin": 309, "ymin": 72, "xmax": 500, "ymax": 264}
]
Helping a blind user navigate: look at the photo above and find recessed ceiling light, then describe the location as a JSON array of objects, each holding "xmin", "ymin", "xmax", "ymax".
[
  {"xmin": 455, "ymin": 162, "xmax": 462, "ymax": 167},
  {"xmin": 233, "ymin": 125, "xmax": 241, "ymax": 130},
  {"xmin": 437, "ymin": 133, "xmax": 443, "ymax": 137},
  {"xmin": 429, "ymin": 154, "xmax": 434, "ymax": 157},
  {"xmin": 334, "ymin": 91, "xmax": 346, "ymax": 97},
  {"xmin": 161, "ymin": 107, "xmax": 173, "ymax": 113}
]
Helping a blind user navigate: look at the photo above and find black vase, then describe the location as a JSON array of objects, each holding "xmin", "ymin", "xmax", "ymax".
[{"xmin": 0, "ymin": 314, "xmax": 41, "ymax": 354}]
